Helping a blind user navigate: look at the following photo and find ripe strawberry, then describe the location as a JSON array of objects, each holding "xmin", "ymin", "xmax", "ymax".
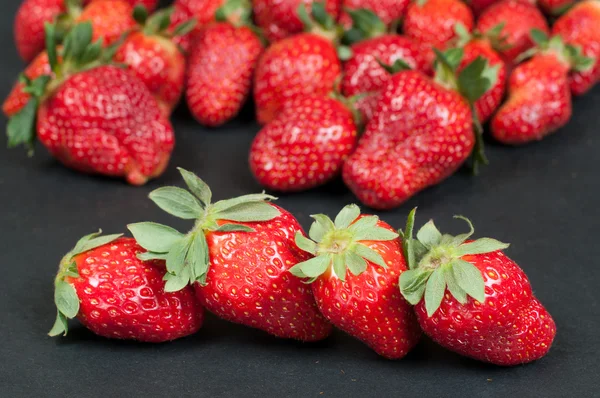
[
  {"xmin": 253, "ymin": 0, "xmax": 342, "ymax": 43},
  {"xmin": 186, "ymin": 2, "xmax": 263, "ymax": 126},
  {"xmin": 553, "ymin": 0, "xmax": 600, "ymax": 95},
  {"xmin": 343, "ymin": 50, "xmax": 498, "ymax": 210},
  {"xmin": 114, "ymin": 6, "xmax": 196, "ymax": 116},
  {"xmin": 289, "ymin": 205, "xmax": 421, "ymax": 358},
  {"xmin": 14, "ymin": 0, "xmax": 66, "ymax": 62},
  {"xmin": 249, "ymin": 95, "xmax": 358, "ymax": 191},
  {"xmin": 491, "ymin": 32, "xmax": 593, "ymax": 144},
  {"xmin": 116, "ymin": 0, "xmax": 158, "ymax": 10},
  {"xmin": 76, "ymin": 0, "xmax": 136, "ymax": 47},
  {"xmin": 476, "ymin": 0, "xmax": 549, "ymax": 65},
  {"xmin": 50, "ymin": 232, "xmax": 203, "ymax": 341},
  {"xmin": 6, "ymin": 23, "xmax": 175, "ymax": 185},
  {"xmin": 128, "ymin": 169, "xmax": 333, "ymax": 341},
  {"xmin": 538, "ymin": 0, "xmax": 576, "ymax": 16},
  {"xmin": 399, "ymin": 209, "xmax": 556, "ymax": 366},
  {"xmin": 254, "ymin": 3, "xmax": 343, "ymax": 124},
  {"xmin": 403, "ymin": 0, "xmax": 474, "ymax": 50},
  {"xmin": 338, "ymin": 0, "xmax": 409, "ymax": 29}
]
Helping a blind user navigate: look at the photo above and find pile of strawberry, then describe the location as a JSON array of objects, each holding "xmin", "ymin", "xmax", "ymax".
[
  {"xmin": 50, "ymin": 168, "xmax": 556, "ymax": 366},
  {"xmin": 4, "ymin": 0, "xmax": 600, "ymax": 207}
]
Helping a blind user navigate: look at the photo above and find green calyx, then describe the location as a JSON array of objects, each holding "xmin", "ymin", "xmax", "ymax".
[
  {"xmin": 127, "ymin": 168, "xmax": 281, "ymax": 292},
  {"xmin": 341, "ymin": 8, "xmax": 387, "ymax": 46},
  {"xmin": 215, "ymin": 0, "xmax": 252, "ymax": 27},
  {"xmin": 298, "ymin": 2, "xmax": 348, "ymax": 56},
  {"xmin": 398, "ymin": 208, "xmax": 510, "ymax": 317},
  {"xmin": 134, "ymin": 5, "xmax": 197, "ymax": 38},
  {"xmin": 49, "ymin": 230, "xmax": 123, "ymax": 337},
  {"xmin": 289, "ymin": 204, "xmax": 399, "ymax": 283}
]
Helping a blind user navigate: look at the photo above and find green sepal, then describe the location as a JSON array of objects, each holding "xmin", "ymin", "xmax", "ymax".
[
  {"xmin": 337, "ymin": 45, "xmax": 353, "ymax": 61},
  {"xmin": 341, "ymin": 8, "xmax": 386, "ymax": 45},
  {"xmin": 309, "ymin": 214, "xmax": 336, "ymax": 242},
  {"xmin": 178, "ymin": 168, "xmax": 213, "ymax": 206},
  {"xmin": 289, "ymin": 254, "xmax": 332, "ymax": 278},
  {"xmin": 149, "ymin": 186, "xmax": 204, "ymax": 219},
  {"xmin": 137, "ymin": 252, "xmax": 168, "ymax": 261},
  {"xmin": 70, "ymin": 230, "xmax": 124, "ymax": 257},
  {"xmin": 295, "ymin": 232, "xmax": 318, "ymax": 255},
  {"xmin": 44, "ymin": 23, "xmax": 59, "ymax": 73},
  {"xmin": 424, "ymin": 267, "xmax": 446, "ymax": 316},
  {"xmin": 353, "ymin": 243, "xmax": 387, "ymax": 268},
  {"xmin": 143, "ymin": 6, "xmax": 175, "ymax": 36},
  {"xmin": 215, "ymin": 0, "xmax": 252, "ymax": 27},
  {"xmin": 445, "ymin": 267, "xmax": 467, "ymax": 304},
  {"xmin": 456, "ymin": 238, "xmax": 509, "ymax": 256},
  {"xmin": 451, "ymin": 259, "xmax": 485, "ymax": 303},
  {"xmin": 127, "ymin": 222, "xmax": 184, "ymax": 253},
  {"xmin": 376, "ymin": 58, "xmax": 412, "ymax": 75},
  {"xmin": 399, "ymin": 268, "xmax": 431, "ymax": 304},
  {"xmin": 311, "ymin": 2, "xmax": 336, "ymax": 31},
  {"xmin": 48, "ymin": 311, "xmax": 69, "ymax": 337},
  {"xmin": 214, "ymin": 224, "xmax": 255, "ymax": 233},
  {"xmin": 334, "ymin": 204, "xmax": 361, "ymax": 229},
  {"xmin": 133, "ymin": 5, "xmax": 149, "ymax": 25},
  {"xmin": 530, "ymin": 28, "xmax": 549, "ymax": 47},
  {"xmin": 416, "ymin": 220, "xmax": 442, "ymax": 249},
  {"xmin": 172, "ymin": 18, "xmax": 198, "ymax": 37},
  {"xmin": 7, "ymin": 97, "xmax": 41, "ymax": 155},
  {"xmin": 345, "ymin": 250, "xmax": 368, "ymax": 275}
]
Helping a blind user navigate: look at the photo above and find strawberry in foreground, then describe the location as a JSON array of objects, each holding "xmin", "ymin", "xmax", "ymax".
[
  {"xmin": 128, "ymin": 168, "xmax": 333, "ymax": 341},
  {"xmin": 254, "ymin": 3, "xmax": 343, "ymax": 124},
  {"xmin": 552, "ymin": 0, "xmax": 600, "ymax": 96},
  {"xmin": 399, "ymin": 209, "xmax": 556, "ymax": 366},
  {"xmin": 249, "ymin": 94, "xmax": 358, "ymax": 191},
  {"xmin": 338, "ymin": 0, "xmax": 409, "ymax": 29},
  {"xmin": 289, "ymin": 205, "xmax": 421, "ymax": 359},
  {"xmin": 50, "ymin": 231, "xmax": 203, "ymax": 341},
  {"xmin": 343, "ymin": 49, "xmax": 498, "ymax": 210},
  {"xmin": 115, "ymin": 6, "xmax": 196, "ymax": 116},
  {"xmin": 186, "ymin": 0, "xmax": 264, "ymax": 127},
  {"xmin": 491, "ymin": 31, "xmax": 593, "ymax": 145},
  {"xmin": 6, "ymin": 23, "xmax": 175, "ymax": 185}
]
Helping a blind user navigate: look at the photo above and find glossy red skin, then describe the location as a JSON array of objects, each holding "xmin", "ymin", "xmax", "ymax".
[
  {"xmin": 477, "ymin": 0, "xmax": 549, "ymax": 65},
  {"xmin": 254, "ymin": 33, "xmax": 342, "ymax": 125},
  {"xmin": 186, "ymin": 23, "xmax": 263, "ymax": 127},
  {"xmin": 467, "ymin": 0, "xmax": 535, "ymax": 17},
  {"xmin": 37, "ymin": 66, "xmax": 175, "ymax": 185},
  {"xmin": 343, "ymin": 70, "xmax": 474, "ymax": 210},
  {"xmin": 338, "ymin": 0, "xmax": 409, "ymax": 29},
  {"xmin": 14, "ymin": 0, "xmax": 65, "ymax": 62},
  {"xmin": 77, "ymin": 0, "xmax": 136, "ymax": 47},
  {"xmin": 197, "ymin": 204, "xmax": 333, "ymax": 341},
  {"xmin": 538, "ymin": 0, "xmax": 576, "ymax": 15},
  {"xmin": 491, "ymin": 54, "xmax": 572, "ymax": 145},
  {"xmin": 404, "ymin": 0, "xmax": 474, "ymax": 50},
  {"xmin": 115, "ymin": 32, "xmax": 186, "ymax": 117},
  {"xmin": 253, "ymin": 0, "xmax": 342, "ymax": 43},
  {"xmin": 68, "ymin": 237, "xmax": 204, "ymax": 342},
  {"xmin": 249, "ymin": 95, "xmax": 358, "ymax": 191},
  {"xmin": 460, "ymin": 40, "xmax": 507, "ymax": 123},
  {"xmin": 341, "ymin": 34, "xmax": 432, "ymax": 122},
  {"xmin": 170, "ymin": 0, "xmax": 226, "ymax": 53},
  {"xmin": 553, "ymin": 1, "xmax": 600, "ymax": 96},
  {"xmin": 312, "ymin": 218, "xmax": 421, "ymax": 359},
  {"xmin": 414, "ymin": 249, "xmax": 556, "ymax": 366}
]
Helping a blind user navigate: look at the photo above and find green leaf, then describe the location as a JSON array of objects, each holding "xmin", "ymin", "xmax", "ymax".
[
  {"xmin": 211, "ymin": 193, "xmax": 278, "ymax": 213},
  {"xmin": 164, "ymin": 268, "xmax": 190, "ymax": 293},
  {"xmin": 172, "ymin": 18, "xmax": 197, "ymax": 37},
  {"xmin": 486, "ymin": 22, "xmax": 505, "ymax": 39},
  {"xmin": 458, "ymin": 56, "xmax": 492, "ymax": 104},
  {"xmin": 402, "ymin": 208, "xmax": 417, "ymax": 269},
  {"xmin": 48, "ymin": 311, "xmax": 68, "ymax": 337},
  {"xmin": 44, "ymin": 23, "xmax": 59, "ymax": 73},
  {"xmin": 54, "ymin": 281, "xmax": 79, "ymax": 318},
  {"xmin": 345, "ymin": 250, "xmax": 368, "ymax": 276},
  {"xmin": 399, "ymin": 269, "xmax": 430, "ymax": 304},
  {"xmin": 214, "ymin": 224, "xmax": 255, "ymax": 233},
  {"xmin": 347, "ymin": 215, "xmax": 378, "ymax": 235},
  {"xmin": 416, "ymin": 220, "xmax": 442, "ymax": 248},
  {"xmin": 79, "ymin": 38, "xmax": 103, "ymax": 65},
  {"xmin": 456, "ymin": 238, "xmax": 510, "ymax": 256},
  {"xmin": 448, "ymin": 215, "xmax": 475, "ymax": 246},
  {"xmin": 445, "ymin": 266, "xmax": 467, "ymax": 304},
  {"xmin": 74, "ymin": 233, "xmax": 123, "ymax": 257},
  {"xmin": 334, "ymin": 204, "xmax": 361, "ymax": 230},
  {"xmin": 311, "ymin": 1, "xmax": 334, "ymax": 29},
  {"xmin": 137, "ymin": 252, "xmax": 168, "ymax": 261},
  {"xmin": 297, "ymin": 2, "xmax": 313, "ymax": 30},
  {"xmin": 296, "ymin": 255, "xmax": 331, "ymax": 278},
  {"xmin": 66, "ymin": 22, "xmax": 93, "ymax": 64},
  {"xmin": 424, "ymin": 267, "xmax": 446, "ymax": 317},
  {"xmin": 309, "ymin": 214, "xmax": 335, "ymax": 242},
  {"xmin": 453, "ymin": 22, "xmax": 470, "ymax": 42},
  {"xmin": 295, "ymin": 232, "xmax": 318, "ymax": 255},
  {"xmin": 7, "ymin": 98, "xmax": 40, "ymax": 154},
  {"xmin": 530, "ymin": 28, "xmax": 549, "ymax": 46},
  {"xmin": 133, "ymin": 4, "xmax": 149, "ymax": 25},
  {"xmin": 353, "ymin": 243, "xmax": 387, "ymax": 268},
  {"xmin": 355, "ymin": 226, "xmax": 399, "ymax": 241},
  {"xmin": 344, "ymin": 8, "xmax": 386, "ymax": 40},
  {"xmin": 377, "ymin": 58, "xmax": 412, "ymax": 74},
  {"xmin": 149, "ymin": 186, "xmax": 204, "ymax": 219},
  {"xmin": 189, "ymin": 232, "xmax": 210, "ymax": 283},
  {"xmin": 127, "ymin": 222, "xmax": 184, "ymax": 253},
  {"xmin": 214, "ymin": 201, "xmax": 281, "ymax": 223},
  {"xmin": 452, "ymin": 259, "xmax": 485, "ymax": 303},
  {"xmin": 333, "ymin": 254, "xmax": 346, "ymax": 281},
  {"xmin": 289, "ymin": 263, "xmax": 308, "ymax": 278},
  {"xmin": 166, "ymin": 236, "xmax": 192, "ymax": 275},
  {"xmin": 435, "ymin": 47, "xmax": 463, "ymax": 72},
  {"xmin": 178, "ymin": 168, "xmax": 212, "ymax": 206}
]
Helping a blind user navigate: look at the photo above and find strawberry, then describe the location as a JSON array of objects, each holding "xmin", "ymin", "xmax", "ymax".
[
  {"xmin": 476, "ymin": 0, "xmax": 549, "ymax": 65},
  {"xmin": 289, "ymin": 205, "xmax": 421, "ymax": 358},
  {"xmin": 50, "ymin": 232, "xmax": 203, "ymax": 341},
  {"xmin": 538, "ymin": 0, "xmax": 576, "ymax": 16},
  {"xmin": 249, "ymin": 95, "xmax": 358, "ymax": 191},
  {"xmin": 186, "ymin": 1, "xmax": 264, "ymax": 126},
  {"xmin": 338, "ymin": 0, "xmax": 409, "ymax": 29},
  {"xmin": 491, "ymin": 32, "xmax": 593, "ymax": 144},
  {"xmin": 552, "ymin": 0, "xmax": 600, "ymax": 95},
  {"xmin": 116, "ymin": 0, "xmax": 159, "ymax": 10},
  {"xmin": 399, "ymin": 209, "xmax": 556, "ymax": 366},
  {"xmin": 253, "ymin": 0, "xmax": 342, "ymax": 43},
  {"xmin": 114, "ymin": 6, "xmax": 196, "ymax": 117},
  {"xmin": 403, "ymin": 0, "xmax": 474, "ymax": 51},
  {"xmin": 6, "ymin": 23, "xmax": 175, "ymax": 185},
  {"xmin": 128, "ymin": 169, "xmax": 333, "ymax": 341},
  {"xmin": 14, "ymin": 0, "xmax": 65, "ymax": 62},
  {"xmin": 254, "ymin": 3, "xmax": 343, "ymax": 124},
  {"xmin": 342, "ymin": 50, "xmax": 498, "ymax": 210},
  {"xmin": 169, "ymin": 0, "xmax": 229, "ymax": 53},
  {"xmin": 76, "ymin": 0, "xmax": 136, "ymax": 47}
]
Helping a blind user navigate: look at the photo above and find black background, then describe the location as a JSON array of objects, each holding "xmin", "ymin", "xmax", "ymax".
[{"xmin": 1, "ymin": 0, "xmax": 599, "ymax": 396}]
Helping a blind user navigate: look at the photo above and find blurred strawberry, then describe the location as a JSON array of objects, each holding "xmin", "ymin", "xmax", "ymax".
[
  {"xmin": 169, "ymin": 0, "xmax": 229, "ymax": 52},
  {"xmin": 338, "ymin": 0, "xmax": 409, "ymax": 29}
]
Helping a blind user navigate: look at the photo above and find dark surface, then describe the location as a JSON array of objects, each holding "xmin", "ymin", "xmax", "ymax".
[{"xmin": 1, "ymin": 1, "xmax": 600, "ymax": 397}]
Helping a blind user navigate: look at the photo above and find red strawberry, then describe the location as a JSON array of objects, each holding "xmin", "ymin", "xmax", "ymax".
[
  {"xmin": 249, "ymin": 95, "xmax": 358, "ymax": 191},
  {"xmin": 476, "ymin": 0, "xmax": 549, "ymax": 65},
  {"xmin": 128, "ymin": 169, "xmax": 333, "ymax": 341},
  {"xmin": 253, "ymin": 0, "xmax": 342, "ymax": 43},
  {"xmin": 399, "ymin": 209, "xmax": 556, "ymax": 366},
  {"xmin": 169, "ymin": 0, "xmax": 231, "ymax": 53},
  {"xmin": 6, "ymin": 23, "xmax": 175, "ymax": 185},
  {"xmin": 50, "ymin": 232, "xmax": 203, "ymax": 341},
  {"xmin": 14, "ymin": 0, "xmax": 65, "ymax": 62},
  {"xmin": 76, "ymin": 0, "xmax": 136, "ymax": 47},
  {"xmin": 466, "ymin": 0, "xmax": 535, "ymax": 17},
  {"xmin": 538, "ymin": 0, "xmax": 576, "ymax": 16},
  {"xmin": 491, "ymin": 33, "xmax": 593, "ymax": 144},
  {"xmin": 289, "ymin": 205, "xmax": 421, "ymax": 358},
  {"xmin": 186, "ymin": 1, "xmax": 264, "ymax": 127},
  {"xmin": 403, "ymin": 0, "xmax": 474, "ymax": 51},
  {"xmin": 553, "ymin": 0, "xmax": 600, "ymax": 95},
  {"xmin": 254, "ymin": 4, "xmax": 343, "ymax": 124},
  {"xmin": 114, "ymin": 6, "xmax": 196, "ymax": 116},
  {"xmin": 338, "ymin": 0, "xmax": 409, "ymax": 29},
  {"xmin": 342, "ymin": 50, "xmax": 498, "ymax": 210}
]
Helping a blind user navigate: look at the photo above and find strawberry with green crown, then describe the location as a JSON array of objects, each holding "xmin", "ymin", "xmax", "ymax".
[
  {"xmin": 127, "ymin": 168, "xmax": 333, "ymax": 341},
  {"xmin": 399, "ymin": 209, "xmax": 556, "ymax": 366}
]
